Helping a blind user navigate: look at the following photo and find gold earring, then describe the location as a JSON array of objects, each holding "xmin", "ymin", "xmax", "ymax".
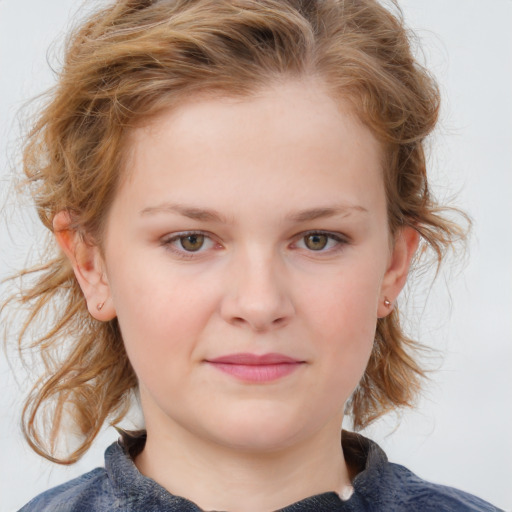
[
  {"xmin": 96, "ymin": 301, "xmax": 105, "ymax": 311},
  {"xmin": 383, "ymin": 298, "xmax": 392, "ymax": 308}
]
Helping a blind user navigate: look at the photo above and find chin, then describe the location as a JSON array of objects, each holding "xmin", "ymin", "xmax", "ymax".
[{"xmin": 201, "ymin": 406, "xmax": 318, "ymax": 454}]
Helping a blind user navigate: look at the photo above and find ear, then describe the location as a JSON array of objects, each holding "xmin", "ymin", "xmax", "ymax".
[
  {"xmin": 53, "ymin": 211, "xmax": 116, "ymax": 321},
  {"xmin": 377, "ymin": 226, "xmax": 419, "ymax": 318}
]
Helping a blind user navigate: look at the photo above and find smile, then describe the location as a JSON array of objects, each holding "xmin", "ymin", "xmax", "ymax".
[{"xmin": 205, "ymin": 353, "xmax": 305, "ymax": 383}]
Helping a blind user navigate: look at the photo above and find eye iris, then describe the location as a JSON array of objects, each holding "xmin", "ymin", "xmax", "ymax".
[
  {"xmin": 180, "ymin": 234, "xmax": 204, "ymax": 251},
  {"xmin": 305, "ymin": 234, "xmax": 328, "ymax": 250}
]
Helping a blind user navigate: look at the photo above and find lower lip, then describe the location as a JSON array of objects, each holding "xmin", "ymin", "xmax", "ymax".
[{"xmin": 207, "ymin": 362, "xmax": 302, "ymax": 382}]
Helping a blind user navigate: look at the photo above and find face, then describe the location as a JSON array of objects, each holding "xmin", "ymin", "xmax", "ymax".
[{"xmin": 83, "ymin": 80, "xmax": 414, "ymax": 453}]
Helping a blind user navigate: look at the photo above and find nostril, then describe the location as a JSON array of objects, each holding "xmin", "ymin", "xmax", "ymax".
[
  {"xmin": 229, "ymin": 314, "xmax": 287, "ymax": 332},
  {"xmin": 232, "ymin": 316, "xmax": 246, "ymax": 327}
]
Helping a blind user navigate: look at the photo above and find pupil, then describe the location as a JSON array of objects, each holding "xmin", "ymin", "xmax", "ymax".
[
  {"xmin": 181, "ymin": 234, "xmax": 204, "ymax": 251},
  {"xmin": 305, "ymin": 234, "xmax": 328, "ymax": 250}
]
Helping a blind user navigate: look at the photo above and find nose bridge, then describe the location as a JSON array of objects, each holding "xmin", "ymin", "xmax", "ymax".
[{"xmin": 221, "ymin": 242, "xmax": 294, "ymax": 331}]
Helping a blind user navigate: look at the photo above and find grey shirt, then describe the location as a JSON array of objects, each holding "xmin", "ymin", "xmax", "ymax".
[{"xmin": 19, "ymin": 431, "xmax": 501, "ymax": 511}]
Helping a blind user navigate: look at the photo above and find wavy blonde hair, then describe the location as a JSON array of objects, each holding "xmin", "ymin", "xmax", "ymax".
[{"xmin": 3, "ymin": 0, "xmax": 466, "ymax": 464}]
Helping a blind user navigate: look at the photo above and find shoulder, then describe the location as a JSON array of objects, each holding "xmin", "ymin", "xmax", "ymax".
[
  {"xmin": 17, "ymin": 467, "xmax": 117, "ymax": 512},
  {"xmin": 343, "ymin": 431, "xmax": 502, "ymax": 512},
  {"xmin": 384, "ymin": 462, "xmax": 502, "ymax": 512}
]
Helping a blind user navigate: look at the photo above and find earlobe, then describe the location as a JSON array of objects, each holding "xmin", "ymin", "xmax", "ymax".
[
  {"xmin": 377, "ymin": 226, "xmax": 419, "ymax": 318},
  {"xmin": 53, "ymin": 211, "xmax": 116, "ymax": 321}
]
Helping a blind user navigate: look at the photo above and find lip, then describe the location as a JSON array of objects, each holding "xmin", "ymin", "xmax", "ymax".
[{"xmin": 205, "ymin": 352, "xmax": 305, "ymax": 382}]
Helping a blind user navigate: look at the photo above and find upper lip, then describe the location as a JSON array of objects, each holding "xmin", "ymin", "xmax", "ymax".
[{"xmin": 206, "ymin": 353, "xmax": 303, "ymax": 365}]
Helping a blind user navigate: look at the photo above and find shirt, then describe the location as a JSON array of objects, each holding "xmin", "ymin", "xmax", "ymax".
[{"xmin": 18, "ymin": 431, "xmax": 502, "ymax": 511}]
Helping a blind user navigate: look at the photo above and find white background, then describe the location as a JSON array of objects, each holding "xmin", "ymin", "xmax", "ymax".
[{"xmin": 1, "ymin": 1, "xmax": 511, "ymax": 511}]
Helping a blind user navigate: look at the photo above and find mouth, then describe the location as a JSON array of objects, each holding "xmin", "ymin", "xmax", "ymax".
[{"xmin": 205, "ymin": 353, "xmax": 305, "ymax": 383}]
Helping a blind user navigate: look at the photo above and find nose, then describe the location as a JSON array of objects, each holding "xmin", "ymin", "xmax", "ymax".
[{"xmin": 219, "ymin": 248, "xmax": 295, "ymax": 332}]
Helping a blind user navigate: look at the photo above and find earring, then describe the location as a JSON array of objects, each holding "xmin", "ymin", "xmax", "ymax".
[
  {"xmin": 96, "ymin": 301, "xmax": 105, "ymax": 311},
  {"xmin": 383, "ymin": 298, "xmax": 392, "ymax": 308}
]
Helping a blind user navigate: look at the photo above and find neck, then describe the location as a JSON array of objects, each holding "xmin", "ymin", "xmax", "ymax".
[{"xmin": 135, "ymin": 417, "xmax": 352, "ymax": 512}]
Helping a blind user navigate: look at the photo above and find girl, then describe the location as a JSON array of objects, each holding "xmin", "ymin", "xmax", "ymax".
[{"xmin": 1, "ymin": 0, "xmax": 507, "ymax": 510}]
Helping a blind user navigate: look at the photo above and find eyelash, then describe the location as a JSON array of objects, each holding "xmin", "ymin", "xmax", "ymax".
[
  {"xmin": 293, "ymin": 230, "xmax": 349, "ymax": 253},
  {"xmin": 160, "ymin": 230, "xmax": 349, "ymax": 259},
  {"xmin": 160, "ymin": 231, "xmax": 218, "ymax": 260}
]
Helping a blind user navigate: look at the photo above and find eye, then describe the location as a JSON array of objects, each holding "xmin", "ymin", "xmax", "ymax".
[
  {"xmin": 179, "ymin": 233, "xmax": 205, "ymax": 252},
  {"xmin": 295, "ymin": 231, "xmax": 347, "ymax": 252},
  {"xmin": 161, "ymin": 231, "xmax": 217, "ymax": 256},
  {"xmin": 304, "ymin": 233, "xmax": 329, "ymax": 251}
]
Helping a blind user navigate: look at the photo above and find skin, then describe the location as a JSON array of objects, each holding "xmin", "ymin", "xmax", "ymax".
[{"xmin": 55, "ymin": 79, "xmax": 418, "ymax": 512}]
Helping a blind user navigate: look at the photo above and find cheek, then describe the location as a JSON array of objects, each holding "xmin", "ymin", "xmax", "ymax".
[
  {"xmin": 107, "ymin": 258, "xmax": 218, "ymax": 377},
  {"xmin": 299, "ymin": 267, "xmax": 381, "ymax": 385},
  {"xmin": 302, "ymin": 264, "xmax": 381, "ymax": 337}
]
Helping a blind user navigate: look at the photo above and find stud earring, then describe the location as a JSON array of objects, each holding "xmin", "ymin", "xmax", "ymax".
[
  {"xmin": 383, "ymin": 298, "xmax": 392, "ymax": 308},
  {"xmin": 96, "ymin": 301, "xmax": 105, "ymax": 311}
]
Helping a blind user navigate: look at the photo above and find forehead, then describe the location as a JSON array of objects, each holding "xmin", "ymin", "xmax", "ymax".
[
  {"xmin": 128, "ymin": 78, "xmax": 379, "ymax": 152},
  {"xmin": 117, "ymin": 79, "xmax": 385, "ymax": 218}
]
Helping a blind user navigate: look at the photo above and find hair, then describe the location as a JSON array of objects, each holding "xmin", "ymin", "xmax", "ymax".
[{"xmin": 3, "ymin": 0, "xmax": 466, "ymax": 464}]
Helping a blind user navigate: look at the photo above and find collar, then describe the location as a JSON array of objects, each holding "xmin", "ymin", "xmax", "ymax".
[{"xmin": 104, "ymin": 429, "xmax": 390, "ymax": 511}]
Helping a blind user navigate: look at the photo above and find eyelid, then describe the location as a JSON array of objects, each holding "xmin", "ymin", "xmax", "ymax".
[
  {"xmin": 159, "ymin": 229, "xmax": 349, "ymax": 259},
  {"xmin": 160, "ymin": 230, "xmax": 220, "ymax": 258},
  {"xmin": 292, "ymin": 230, "xmax": 350, "ymax": 251}
]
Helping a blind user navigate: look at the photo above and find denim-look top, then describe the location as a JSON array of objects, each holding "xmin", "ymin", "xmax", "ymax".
[{"xmin": 19, "ymin": 431, "xmax": 502, "ymax": 511}]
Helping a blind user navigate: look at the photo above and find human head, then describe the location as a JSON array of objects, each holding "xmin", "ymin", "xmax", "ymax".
[{"xmin": 16, "ymin": 0, "xmax": 462, "ymax": 463}]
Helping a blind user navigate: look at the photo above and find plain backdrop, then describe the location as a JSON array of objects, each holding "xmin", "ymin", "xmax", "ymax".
[{"xmin": 1, "ymin": 1, "xmax": 511, "ymax": 511}]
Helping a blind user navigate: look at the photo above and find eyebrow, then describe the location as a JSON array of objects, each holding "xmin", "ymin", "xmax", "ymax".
[
  {"xmin": 285, "ymin": 205, "xmax": 369, "ymax": 222},
  {"xmin": 140, "ymin": 203, "xmax": 229, "ymax": 223},
  {"xmin": 139, "ymin": 202, "xmax": 368, "ymax": 223}
]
